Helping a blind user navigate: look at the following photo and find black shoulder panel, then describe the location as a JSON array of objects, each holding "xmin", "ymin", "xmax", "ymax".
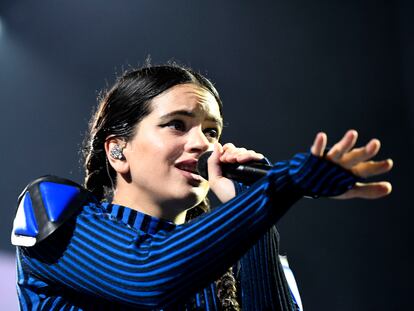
[{"xmin": 11, "ymin": 176, "xmax": 95, "ymax": 247}]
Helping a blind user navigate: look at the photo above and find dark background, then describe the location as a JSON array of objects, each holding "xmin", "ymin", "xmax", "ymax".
[{"xmin": 0, "ymin": 1, "xmax": 412, "ymax": 310}]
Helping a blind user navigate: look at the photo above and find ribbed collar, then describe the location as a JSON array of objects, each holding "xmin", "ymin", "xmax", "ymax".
[{"xmin": 100, "ymin": 202, "xmax": 176, "ymax": 235}]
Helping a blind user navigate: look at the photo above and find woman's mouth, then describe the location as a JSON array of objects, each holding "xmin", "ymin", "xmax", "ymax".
[{"xmin": 175, "ymin": 160, "xmax": 204, "ymax": 183}]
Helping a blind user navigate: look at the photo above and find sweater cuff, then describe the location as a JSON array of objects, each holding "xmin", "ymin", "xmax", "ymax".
[{"xmin": 288, "ymin": 152, "xmax": 360, "ymax": 197}]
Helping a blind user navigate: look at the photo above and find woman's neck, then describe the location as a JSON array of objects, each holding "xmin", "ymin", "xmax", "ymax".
[{"xmin": 111, "ymin": 187, "xmax": 188, "ymax": 225}]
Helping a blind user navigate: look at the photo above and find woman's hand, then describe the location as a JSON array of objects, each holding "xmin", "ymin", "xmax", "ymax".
[
  {"xmin": 207, "ymin": 142, "xmax": 265, "ymax": 203},
  {"xmin": 311, "ymin": 130, "xmax": 393, "ymax": 199}
]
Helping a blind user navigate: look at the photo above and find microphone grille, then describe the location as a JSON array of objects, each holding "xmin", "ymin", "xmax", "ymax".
[{"xmin": 196, "ymin": 151, "xmax": 213, "ymax": 180}]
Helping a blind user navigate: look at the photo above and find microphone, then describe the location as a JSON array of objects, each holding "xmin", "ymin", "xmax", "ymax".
[{"xmin": 196, "ymin": 151, "xmax": 273, "ymax": 185}]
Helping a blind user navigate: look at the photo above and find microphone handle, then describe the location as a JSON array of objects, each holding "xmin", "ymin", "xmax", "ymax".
[{"xmin": 221, "ymin": 163, "xmax": 271, "ymax": 185}]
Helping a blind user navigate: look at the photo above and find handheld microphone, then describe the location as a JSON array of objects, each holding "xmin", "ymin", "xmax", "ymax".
[{"xmin": 196, "ymin": 151, "xmax": 273, "ymax": 185}]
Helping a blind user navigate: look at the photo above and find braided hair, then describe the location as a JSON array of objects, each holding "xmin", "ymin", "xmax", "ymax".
[{"xmin": 83, "ymin": 64, "xmax": 240, "ymax": 310}]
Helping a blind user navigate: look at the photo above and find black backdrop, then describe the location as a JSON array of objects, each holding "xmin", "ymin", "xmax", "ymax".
[{"xmin": 0, "ymin": 1, "xmax": 412, "ymax": 310}]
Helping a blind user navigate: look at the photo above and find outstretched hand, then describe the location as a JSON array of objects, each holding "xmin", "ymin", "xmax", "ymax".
[{"xmin": 311, "ymin": 130, "xmax": 393, "ymax": 199}]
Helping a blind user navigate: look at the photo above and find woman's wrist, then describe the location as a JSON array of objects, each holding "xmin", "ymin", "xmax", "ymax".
[{"xmin": 287, "ymin": 152, "xmax": 360, "ymax": 198}]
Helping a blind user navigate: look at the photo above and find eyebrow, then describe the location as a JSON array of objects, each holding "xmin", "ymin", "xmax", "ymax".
[{"xmin": 159, "ymin": 110, "xmax": 223, "ymax": 129}]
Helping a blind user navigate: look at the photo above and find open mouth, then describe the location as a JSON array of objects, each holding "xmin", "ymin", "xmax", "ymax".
[{"xmin": 175, "ymin": 162, "xmax": 200, "ymax": 175}]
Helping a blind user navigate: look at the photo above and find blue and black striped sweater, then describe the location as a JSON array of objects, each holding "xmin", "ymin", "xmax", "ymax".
[{"xmin": 14, "ymin": 153, "xmax": 357, "ymax": 310}]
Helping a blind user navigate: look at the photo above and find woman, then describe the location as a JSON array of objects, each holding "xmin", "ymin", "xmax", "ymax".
[{"xmin": 12, "ymin": 64, "xmax": 392, "ymax": 310}]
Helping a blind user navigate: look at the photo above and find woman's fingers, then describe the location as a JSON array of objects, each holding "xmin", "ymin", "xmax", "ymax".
[
  {"xmin": 220, "ymin": 144, "xmax": 246, "ymax": 162},
  {"xmin": 340, "ymin": 139, "xmax": 381, "ymax": 168},
  {"xmin": 309, "ymin": 130, "xmax": 393, "ymax": 199},
  {"xmin": 310, "ymin": 132, "xmax": 327, "ymax": 157},
  {"xmin": 326, "ymin": 129, "xmax": 358, "ymax": 161},
  {"xmin": 350, "ymin": 159, "xmax": 393, "ymax": 178},
  {"xmin": 220, "ymin": 143, "xmax": 237, "ymax": 162},
  {"xmin": 208, "ymin": 142, "xmax": 263, "ymax": 203},
  {"xmin": 313, "ymin": 130, "xmax": 385, "ymax": 176},
  {"xmin": 234, "ymin": 151, "xmax": 265, "ymax": 163},
  {"xmin": 334, "ymin": 182, "xmax": 392, "ymax": 199},
  {"xmin": 220, "ymin": 143, "xmax": 264, "ymax": 163}
]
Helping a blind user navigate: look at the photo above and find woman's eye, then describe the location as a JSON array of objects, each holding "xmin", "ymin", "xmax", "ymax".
[
  {"xmin": 204, "ymin": 128, "xmax": 219, "ymax": 139},
  {"xmin": 165, "ymin": 120, "xmax": 186, "ymax": 132}
]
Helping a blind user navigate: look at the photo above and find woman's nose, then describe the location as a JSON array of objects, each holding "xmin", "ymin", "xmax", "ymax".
[{"xmin": 186, "ymin": 128, "xmax": 211, "ymax": 153}]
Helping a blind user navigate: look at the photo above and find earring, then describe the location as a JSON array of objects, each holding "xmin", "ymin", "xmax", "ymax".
[{"xmin": 110, "ymin": 145, "xmax": 124, "ymax": 160}]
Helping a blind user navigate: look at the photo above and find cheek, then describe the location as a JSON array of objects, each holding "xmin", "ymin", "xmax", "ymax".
[
  {"xmin": 150, "ymin": 132, "xmax": 185, "ymax": 163},
  {"xmin": 130, "ymin": 134, "xmax": 183, "ymax": 172}
]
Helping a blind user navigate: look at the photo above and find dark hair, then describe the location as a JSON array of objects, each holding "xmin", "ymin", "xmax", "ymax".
[
  {"xmin": 83, "ymin": 64, "xmax": 222, "ymax": 200},
  {"xmin": 82, "ymin": 63, "xmax": 239, "ymax": 310}
]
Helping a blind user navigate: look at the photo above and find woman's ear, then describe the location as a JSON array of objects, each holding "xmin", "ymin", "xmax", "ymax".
[{"xmin": 104, "ymin": 138, "xmax": 130, "ymax": 174}]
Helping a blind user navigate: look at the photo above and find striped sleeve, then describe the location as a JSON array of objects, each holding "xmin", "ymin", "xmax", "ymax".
[
  {"xmin": 19, "ymin": 152, "xmax": 358, "ymax": 308},
  {"xmin": 288, "ymin": 152, "xmax": 359, "ymax": 197}
]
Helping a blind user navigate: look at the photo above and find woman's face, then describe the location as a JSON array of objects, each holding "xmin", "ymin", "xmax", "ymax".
[{"xmin": 122, "ymin": 83, "xmax": 223, "ymax": 214}]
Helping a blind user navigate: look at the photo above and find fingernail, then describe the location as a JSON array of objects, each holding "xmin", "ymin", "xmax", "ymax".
[
  {"xmin": 384, "ymin": 183, "xmax": 392, "ymax": 194},
  {"xmin": 367, "ymin": 139, "xmax": 379, "ymax": 153},
  {"xmin": 371, "ymin": 138, "xmax": 380, "ymax": 146}
]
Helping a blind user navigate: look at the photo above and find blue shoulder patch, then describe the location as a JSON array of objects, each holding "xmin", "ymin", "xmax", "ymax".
[
  {"xmin": 39, "ymin": 182, "xmax": 80, "ymax": 222},
  {"xmin": 11, "ymin": 176, "xmax": 94, "ymax": 247}
]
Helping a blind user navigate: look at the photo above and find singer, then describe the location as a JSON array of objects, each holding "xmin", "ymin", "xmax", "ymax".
[{"xmin": 12, "ymin": 64, "xmax": 392, "ymax": 310}]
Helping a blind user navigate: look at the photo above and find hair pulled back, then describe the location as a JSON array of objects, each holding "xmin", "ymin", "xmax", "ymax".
[
  {"xmin": 83, "ymin": 64, "xmax": 222, "ymax": 201},
  {"xmin": 82, "ymin": 63, "xmax": 239, "ymax": 310}
]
